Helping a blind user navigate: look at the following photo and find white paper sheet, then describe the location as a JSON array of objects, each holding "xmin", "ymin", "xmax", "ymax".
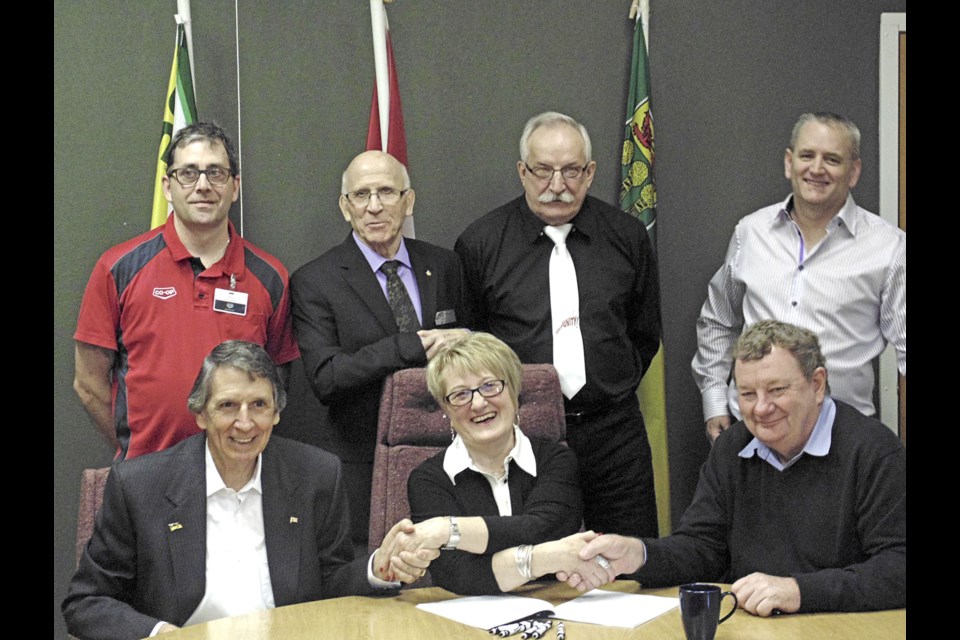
[
  {"xmin": 553, "ymin": 590, "xmax": 678, "ymax": 628},
  {"xmin": 417, "ymin": 595, "xmax": 554, "ymax": 629},
  {"xmin": 416, "ymin": 590, "xmax": 678, "ymax": 630}
]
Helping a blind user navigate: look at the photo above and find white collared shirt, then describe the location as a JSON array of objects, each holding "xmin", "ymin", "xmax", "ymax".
[
  {"xmin": 442, "ymin": 426, "xmax": 537, "ymax": 516},
  {"xmin": 183, "ymin": 443, "xmax": 275, "ymax": 627},
  {"xmin": 738, "ymin": 396, "xmax": 836, "ymax": 471},
  {"xmin": 151, "ymin": 443, "xmax": 395, "ymax": 636}
]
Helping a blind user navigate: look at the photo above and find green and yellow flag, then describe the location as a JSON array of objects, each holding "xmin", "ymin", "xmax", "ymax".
[
  {"xmin": 151, "ymin": 21, "xmax": 197, "ymax": 229},
  {"xmin": 621, "ymin": 8, "xmax": 670, "ymax": 535},
  {"xmin": 621, "ymin": 15, "xmax": 656, "ymax": 237}
]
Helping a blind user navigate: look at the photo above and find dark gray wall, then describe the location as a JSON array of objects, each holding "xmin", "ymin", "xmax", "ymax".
[{"xmin": 54, "ymin": 1, "xmax": 905, "ymax": 635}]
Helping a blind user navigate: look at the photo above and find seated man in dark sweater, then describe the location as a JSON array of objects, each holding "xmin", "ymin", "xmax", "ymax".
[{"xmin": 558, "ymin": 319, "xmax": 905, "ymax": 616}]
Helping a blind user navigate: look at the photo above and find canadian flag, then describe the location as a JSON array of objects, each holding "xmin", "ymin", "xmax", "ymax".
[{"xmin": 366, "ymin": 0, "xmax": 413, "ymax": 236}]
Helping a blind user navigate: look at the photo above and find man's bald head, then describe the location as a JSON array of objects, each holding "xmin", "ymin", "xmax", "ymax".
[
  {"xmin": 338, "ymin": 151, "xmax": 415, "ymax": 259},
  {"xmin": 341, "ymin": 151, "xmax": 410, "ymax": 195}
]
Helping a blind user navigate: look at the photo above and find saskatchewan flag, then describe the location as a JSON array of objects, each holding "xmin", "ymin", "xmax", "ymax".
[
  {"xmin": 621, "ymin": 9, "xmax": 671, "ymax": 535},
  {"xmin": 151, "ymin": 21, "xmax": 197, "ymax": 230}
]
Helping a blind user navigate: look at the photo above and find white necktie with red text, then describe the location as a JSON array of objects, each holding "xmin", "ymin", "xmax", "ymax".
[{"xmin": 544, "ymin": 224, "xmax": 585, "ymax": 399}]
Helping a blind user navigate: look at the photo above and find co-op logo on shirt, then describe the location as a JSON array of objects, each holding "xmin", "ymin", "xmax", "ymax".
[{"xmin": 153, "ymin": 287, "xmax": 177, "ymax": 300}]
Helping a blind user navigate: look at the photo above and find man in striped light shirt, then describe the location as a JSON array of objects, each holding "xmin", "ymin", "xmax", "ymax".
[{"xmin": 692, "ymin": 112, "xmax": 906, "ymax": 441}]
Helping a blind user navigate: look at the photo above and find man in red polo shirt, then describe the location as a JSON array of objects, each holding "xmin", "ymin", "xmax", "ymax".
[{"xmin": 73, "ymin": 122, "xmax": 298, "ymax": 460}]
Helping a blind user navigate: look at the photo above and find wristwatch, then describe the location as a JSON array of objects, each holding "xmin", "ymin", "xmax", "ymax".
[{"xmin": 442, "ymin": 516, "xmax": 460, "ymax": 550}]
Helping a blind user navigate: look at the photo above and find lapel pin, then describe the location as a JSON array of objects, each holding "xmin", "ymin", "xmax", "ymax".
[
  {"xmin": 289, "ymin": 516, "xmax": 299, "ymax": 524},
  {"xmin": 426, "ymin": 270, "xmax": 432, "ymax": 277},
  {"xmin": 168, "ymin": 522, "xmax": 183, "ymax": 532}
]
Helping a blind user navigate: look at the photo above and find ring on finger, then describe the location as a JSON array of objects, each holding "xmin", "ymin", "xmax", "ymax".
[{"xmin": 596, "ymin": 555, "xmax": 612, "ymax": 570}]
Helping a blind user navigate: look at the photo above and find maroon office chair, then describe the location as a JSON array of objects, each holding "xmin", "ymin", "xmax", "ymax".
[{"xmin": 75, "ymin": 467, "xmax": 111, "ymax": 566}]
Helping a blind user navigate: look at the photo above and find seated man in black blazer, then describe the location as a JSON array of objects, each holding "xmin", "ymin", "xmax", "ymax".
[{"xmin": 63, "ymin": 340, "xmax": 436, "ymax": 640}]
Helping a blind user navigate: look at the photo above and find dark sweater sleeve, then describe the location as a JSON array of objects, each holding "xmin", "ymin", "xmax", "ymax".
[
  {"xmin": 792, "ymin": 425, "xmax": 906, "ymax": 612},
  {"xmin": 407, "ymin": 440, "xmax": 582, "ymax": 595},
  {"xmin": 636, "ymin": 432, "xmax": 734, "ymax": 587}
]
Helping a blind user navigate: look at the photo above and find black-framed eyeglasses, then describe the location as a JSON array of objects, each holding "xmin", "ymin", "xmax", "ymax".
[
  {"xmin": 345, "ymin": 187, "xmax": 409, "ymax": 206},
  {"xmin": 167, "ymin": 166, "xmax": 233, "ymax": 187},
  {"xmin": 524, "ymin": 163, "xmax": 589, "ymax": 181},
  {"xmin": 444, "ymin": 379, "xmax": 507, "ymax": 407}
]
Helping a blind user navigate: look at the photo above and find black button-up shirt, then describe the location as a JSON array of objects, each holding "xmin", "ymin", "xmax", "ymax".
[{"xmin": 455, "ymin": 195, "xmax": 661, "ymax": 411}]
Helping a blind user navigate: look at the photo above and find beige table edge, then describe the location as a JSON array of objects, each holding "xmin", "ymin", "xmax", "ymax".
[{"xmin": 154, "ymin": 580, "xmax": 906, "ymax": 640}]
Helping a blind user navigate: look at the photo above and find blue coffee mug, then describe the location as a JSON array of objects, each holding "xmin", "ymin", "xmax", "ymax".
[{"xmin": 679, "ymin": 583, "xmax": 737, "ymax": 640}]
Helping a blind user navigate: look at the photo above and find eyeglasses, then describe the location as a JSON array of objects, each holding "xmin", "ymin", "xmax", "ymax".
[
  {"xmin": 167, "ymin": 166, "xmax": 233, "ymax": 187},
  {"xmin": 524, "ymin": 163, "xmax": 589, "ymax": 181},
  {"xmin": 444, "ymin": 379, "xmax": 507, "ymax": 407},
  {"xmin": 345, "ymin": 187, "xmax": 409, "ymax": 206}
]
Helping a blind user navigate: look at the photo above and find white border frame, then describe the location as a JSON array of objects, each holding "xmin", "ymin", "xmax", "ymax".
[{"xmin": 878, "ymin": 13, "xmax": 905, "ymax": 433}]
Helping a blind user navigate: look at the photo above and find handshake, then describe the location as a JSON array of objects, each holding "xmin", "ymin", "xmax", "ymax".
[{"xmin": 373, "ymin": 516, "xmax": 644, "ymax": 592}]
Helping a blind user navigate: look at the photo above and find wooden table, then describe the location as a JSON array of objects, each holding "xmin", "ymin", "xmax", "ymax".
[{"xmin": 159, "ymin": 580, "xmax": 906, "ymax": 639}]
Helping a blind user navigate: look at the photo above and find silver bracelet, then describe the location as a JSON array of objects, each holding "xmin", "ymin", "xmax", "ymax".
[{"xmin": 515, "ymin": 544, "xmax": 535, "ymax": 581}]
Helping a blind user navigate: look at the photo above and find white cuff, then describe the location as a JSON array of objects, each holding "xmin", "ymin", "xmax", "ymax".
[
  {"xmin": 367, "ymin": 552, "xmax": 400, "ymax": 589},
  {"xmin": 702, "ymin": 387, "xmax": 732, "ymax": 422}
]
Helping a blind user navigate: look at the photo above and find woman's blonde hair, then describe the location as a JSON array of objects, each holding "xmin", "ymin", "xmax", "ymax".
[{"xmin": 426, "ymin": 332, "xmax": 522, "ymax": 408}]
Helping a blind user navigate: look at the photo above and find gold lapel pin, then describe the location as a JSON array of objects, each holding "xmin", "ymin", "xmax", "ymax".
[
  {"xmin": 289, "ymin": 516, "xmax": 299, "ymax": 524},
  {"xmin": 168, "ymin": 522, "xmax": 183, "ymax": 532},
  {"xmin": 426, "ymin": 270, "xmax": 432, "ymax": 277}
]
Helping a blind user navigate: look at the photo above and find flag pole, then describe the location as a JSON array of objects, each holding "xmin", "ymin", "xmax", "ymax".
[
  {"xmin": 177, "ymin": 0, "xmax": 196, "ymax": 105},
  {"xmin": 370, "ymin": 0, "xmax": 390, "ymax": 150},
  {"xmin": 233, "ymin": 1, "xmax": 244, "ymax": 235}
]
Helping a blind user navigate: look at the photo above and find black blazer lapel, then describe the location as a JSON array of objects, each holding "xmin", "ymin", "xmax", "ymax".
[
  {"xmin": 262, "ymin": 444, "xmax": 303, "ymax": 606},
  {"xmin": 408, "ymin": 240, "xmax": 438, "ymax": 329},
  {"xmin": 164, "ymin": 436, "xmax": 208, "ymax": 623},
  {"xmin": 337, "ymin": 235, "xmax": 398, "ymax": 334}
]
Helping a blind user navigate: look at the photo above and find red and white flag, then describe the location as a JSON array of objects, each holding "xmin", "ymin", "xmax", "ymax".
[{"xmin": 366, "ymin": 0, "xmax": 413, "ymax": 236}]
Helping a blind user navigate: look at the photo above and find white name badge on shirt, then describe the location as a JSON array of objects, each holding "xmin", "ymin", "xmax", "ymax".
[{"xmin": 213, "ymin": 288, "xmax": 249, "ymax": 316}]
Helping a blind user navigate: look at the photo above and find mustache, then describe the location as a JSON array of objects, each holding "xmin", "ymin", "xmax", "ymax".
[{"xmin": 537, "ymin": 191, "xmax": 575, "ymax": 204}]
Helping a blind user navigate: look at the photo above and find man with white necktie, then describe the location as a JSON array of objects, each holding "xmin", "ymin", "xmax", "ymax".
[{"xmin": 455, "ymin": 112, "xmax": 662, "ymax": 537}]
